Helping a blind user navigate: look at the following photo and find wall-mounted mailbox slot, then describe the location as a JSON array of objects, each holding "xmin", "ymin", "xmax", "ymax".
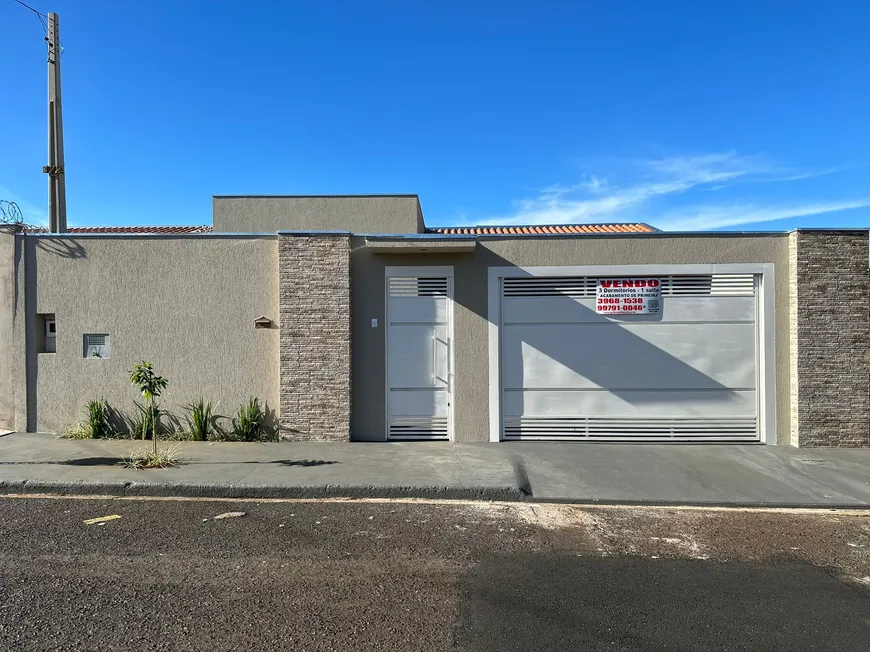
[{"xmin": 37, "ymin": 313, "xmax": 56, "ymax": 353}]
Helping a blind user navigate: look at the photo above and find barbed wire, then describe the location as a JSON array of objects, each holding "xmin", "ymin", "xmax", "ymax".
[
  {"xmin": 0, "ymin": 200, "xmax": 41, "ymax": 230},
  {"xmin": 0, "ymin": 200, "xmax": 23, "ymax": 223}
]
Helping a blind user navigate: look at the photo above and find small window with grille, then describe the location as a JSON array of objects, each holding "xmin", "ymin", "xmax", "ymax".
[
  {"xmin": 83, "ymin": 333, "xmax": 111, "ymax": 359},
  {"xmin": 39, "ymin": 314, "xmax": 57, "ymax": 353}
]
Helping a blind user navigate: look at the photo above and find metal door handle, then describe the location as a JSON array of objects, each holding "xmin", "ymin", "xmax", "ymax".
[{"xmin": 433, "ymin": 336, "xmax": 449, "ymax": 386}]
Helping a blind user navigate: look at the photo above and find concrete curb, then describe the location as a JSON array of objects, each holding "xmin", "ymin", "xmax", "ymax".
[
  {"xmin": 517, "ymin": 497, "xmax": 870, "ymax": 510},
  {"xmin": 3, "ymin": 479, "xmax": 868, "ymax": 509},
  {"xmin": 0, "ymin": 479, "xmax": 528, "ymax": 502}
]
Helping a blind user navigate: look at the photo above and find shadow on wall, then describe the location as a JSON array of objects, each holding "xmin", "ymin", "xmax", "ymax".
[
  {"xmin": 21, "ymin": 238, "xmax": 88, "ymax": 431},
  {"xmin": 36, "ymin": 238, "xmax": 87, "ymax": 260},
  {"xmin": 499, "ymin": 287, "xmax": 740, "ymax": 410},
  {"xmin": 462, "ymin": 248, "xmax": 741, "ymax": 419},
  {"xmin": 355, "ymin": 244, "xmax": 748, "ymax": 439}
]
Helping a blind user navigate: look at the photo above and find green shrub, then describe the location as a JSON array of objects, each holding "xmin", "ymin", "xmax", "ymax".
[
  {"xmin": 128, "ymin": 401, "xmax": 157, "ymax": 440},
  {"xmin": 231, "ymin": 397, "xmax": 276, "ymax": 442},
  {"xmin": 87, "ymin": 399, "xmax": 112, "ymax": 439},
  {"xmin": 184, "ymin": 398, "xmax": 216, "ymax": 442},
  {"xmin": 62, "ymin": 399, "xmax": 113, "ymax": 439}
]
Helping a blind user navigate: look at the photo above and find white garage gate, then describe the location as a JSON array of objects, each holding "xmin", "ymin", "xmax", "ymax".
[{"xmin": 488, "ymin": 265, "xmax": 775, "ymax": 443}]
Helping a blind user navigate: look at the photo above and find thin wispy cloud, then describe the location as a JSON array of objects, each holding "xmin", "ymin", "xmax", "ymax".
[
  {"xmin": 706, "ymin": 166, "xmax": 845, "ymax": 190},
  {"xmin": 654, "ymin": 199, "xmax": 870, "ymax": 231},
  {"xmin": 481, "ymin": 152, "xmax": 865, "ymax": 230},
  {"xmin": 767, "ymin": 168, "xmax": 844, "ymax": 183}
]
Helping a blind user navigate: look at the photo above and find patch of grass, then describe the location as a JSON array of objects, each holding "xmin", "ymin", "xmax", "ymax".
[
  {"xmin": 61, "ymin": 399, "xmax": 115, "ymax": 439},
  {"xmin": 206, "ymin": 427, "xmax": 238, "ymax": 442},
  {"xmin": 163, "ymin": 429, "xmax": 195, "ymax": 441},
  {"xmin": 123, "ymin": 444, "xmax": 181, "ymax": 470},
  {"xmin": 231, "ymin": 397, "xmax": 277, "ymax": 442},
  {"xmin": 61, "ymin": 423, "xmax": 93, "ymax": 439}
]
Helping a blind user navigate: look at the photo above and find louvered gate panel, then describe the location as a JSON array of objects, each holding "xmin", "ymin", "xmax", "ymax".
[
  {"xmin": 500, "ymin": 274, "xmax": 760, "ymax": 443},
  {"xmin": 503, "ymin": 417, "xmax": 758, "ymax": 442},
  {"xmin": 387, "ymin": 273, "xmax": 452, "ymax": 441},
  {"xmin": 388, "ymin": 417, "xmax": 450, "ymax": 440},
  {"xmin": 503, "ymin": 274, "xmax": 756, "ymax": 298},
  {"xmin": 661, "ymin": 274, "xmax": 756, "ymax": 296},
  {"xmin": 503, "ymin": 277, "xmax": 597, "ymax": 297},
  {"xmin": 388, "ymin": 277, "xmax": 449, "ymax": 297}
]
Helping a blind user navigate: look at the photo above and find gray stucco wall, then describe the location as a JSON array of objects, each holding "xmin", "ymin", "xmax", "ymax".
[
  {"xmin": 0, "ymin": 226, "xmax": 19, "ymax": 430},
  {"xmin": 213, "ymin": 196, "xmax": 423, "ymax": 235},
  {"xmin": 21, "ymin": 235, "xmax": 279, "ymax": 433},
  {"xmin": 350, "ymin": 234, "xmax": 791, "ymax": 444}
]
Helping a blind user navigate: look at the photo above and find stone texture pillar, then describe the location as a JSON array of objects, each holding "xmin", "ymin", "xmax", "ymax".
[
  {"xmin": 789, "ymin": 230, "xmax": 870, "ymax": 447},
  {"xmin": 278, "ymin": 233, "xmax": 351, "ymax": 441}
]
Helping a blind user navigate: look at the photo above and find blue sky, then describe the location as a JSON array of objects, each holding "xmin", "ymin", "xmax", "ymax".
[{"xmin": 1, "ymin": 0, "xmax": 869, "ymax": 231}]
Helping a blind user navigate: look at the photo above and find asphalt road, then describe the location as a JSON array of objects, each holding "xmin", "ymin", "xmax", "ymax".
[{"xmin": 0, "ymin": 497, "xmax": 869, "ymax": 651}]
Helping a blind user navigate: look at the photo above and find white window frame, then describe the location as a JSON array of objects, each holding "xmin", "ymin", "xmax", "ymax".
[
  {"xmin": 83, "ymin": 333, "xmax": 111, "ymax": 359},
  {"xmin": 487, "ymin": 263, "xmax": 776, "ymax": 444}
]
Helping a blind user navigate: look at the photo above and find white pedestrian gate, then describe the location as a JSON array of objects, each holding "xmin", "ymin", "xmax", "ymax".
[
  {"xmin": 386, "ymin": 267, "xmax": 453, "ymax": 440},
  {"xmin": 494, "ymin": 270, "xmax": 770, "ymax": 442}
]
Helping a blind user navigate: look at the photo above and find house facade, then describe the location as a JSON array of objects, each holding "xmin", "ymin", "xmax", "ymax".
[{"xmin": 1, "ymin": 194, "xmax": 868, "ymax": 447}]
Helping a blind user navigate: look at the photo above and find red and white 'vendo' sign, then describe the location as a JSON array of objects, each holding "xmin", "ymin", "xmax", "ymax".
[{"xmin": 596, "ymin": 278, "xmax": 662, "ymax": 314}]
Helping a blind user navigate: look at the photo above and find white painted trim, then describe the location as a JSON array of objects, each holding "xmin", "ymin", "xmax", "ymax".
[
  {"xmin": 383, "ymin": 273, "xmax": 389, "ymax": 442},
  {"xmin": 487, "ymin": 263, "xmax": 768, "ymax": 278},
  {"xmin": 385, "ymin": 266, "xmax": 455, "ymax": 278},
  {"xmin": 447, "ymin": 274, "xmax": 456, "ymax": 442},
  {"xmin": 487, "ymin": 271, "xmax": 502, "ymax": 442},
  {"xmin": 385, "ymin": 265, "xmax": 455, "ymax": 442},
  {"xmin": 758, "ymin": 263, "xmax": 777, "ymax": 444},
  {"xmin": 487, "ymin": 263, "xmax": 777, "ymax": 444}
]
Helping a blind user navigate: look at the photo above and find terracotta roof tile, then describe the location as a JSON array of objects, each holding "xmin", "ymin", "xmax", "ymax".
[
  {"xmin": 426, "ymin": 223, "xmax": 657, "ymax": 235},
  {"xmin": 25, "ymin": 223, "xmax": 656, "ymax": 236}
]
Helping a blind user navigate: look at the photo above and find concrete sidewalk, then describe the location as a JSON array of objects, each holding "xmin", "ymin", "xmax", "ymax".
[{"xmin": 2, "ymin": 432, "xmax": 870, "ymax": 507}]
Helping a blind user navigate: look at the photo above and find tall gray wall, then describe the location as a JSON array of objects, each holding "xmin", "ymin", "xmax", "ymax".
[
  {"xmin": 0, "ymin": 225, "xmax": 20, "ymax": 430},
  {"xmin": 350, "ymin": 234, "xmax": 792, "ymax": 444},
  {"xmin": 21, "ymin": 235, "xmax": 279, "ymax": 433},
  {"xmin": 18, "ymin": 227, "xmax": 868, "ymax": 447},
  {"xmin": 213, "ymin": 196, "xmax": 422, "ymax": 234},
  {"xmin": 789, "ymin": 230, "xmax": 870, "ymax": 447}
]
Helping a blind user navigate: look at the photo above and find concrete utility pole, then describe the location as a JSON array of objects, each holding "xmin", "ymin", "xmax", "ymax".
[{"xmin": 44, "ymin": 12, "xmax": 67, "ymax": 233}]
